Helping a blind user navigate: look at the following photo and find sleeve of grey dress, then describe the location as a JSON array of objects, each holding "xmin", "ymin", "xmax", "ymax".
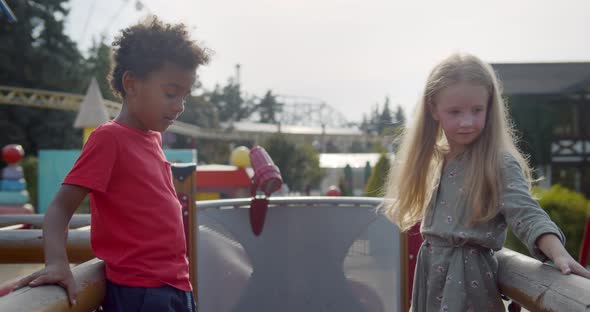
[{"xmin": 499, "ymin": 154, "xmax": 565, "ymax": 261}]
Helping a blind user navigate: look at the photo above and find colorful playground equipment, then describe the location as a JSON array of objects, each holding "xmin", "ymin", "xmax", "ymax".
[
  {"xmin": 0, "ymin": 145, "xmax": 34, "ymax": 218},
  {"xmin": 195, "ymin": 146, "xmax": 254, "ymax": 201},
  {"xmin": 73, "ymin": 78, "xmax": 109, "ymax": 145},
  {"xmin": 195, "ymin": 165, "xmax": 252, "ymax": 200},
  {"xmin": 1, "ymin": 145, "xmax": 590, "ymax": 311},
  {"xmin": 195, "ymin": 145, "xmax": 283, "ymax": 207}
]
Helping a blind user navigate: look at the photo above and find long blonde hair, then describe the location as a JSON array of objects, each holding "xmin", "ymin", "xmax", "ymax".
[{"xmin": 383, "ymin": 53, "xmax": 532, "ymax": 231}]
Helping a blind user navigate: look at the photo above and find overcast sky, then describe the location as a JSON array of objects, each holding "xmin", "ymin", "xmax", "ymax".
[{"xmin": 64, "ymin": 0, "xmax": 590, "ymax": 123}]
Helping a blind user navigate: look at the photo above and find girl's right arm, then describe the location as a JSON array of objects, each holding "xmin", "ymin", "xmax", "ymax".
[{"xmin": 11, "ymin": 184, "xmax": 89, "ymax": 306}]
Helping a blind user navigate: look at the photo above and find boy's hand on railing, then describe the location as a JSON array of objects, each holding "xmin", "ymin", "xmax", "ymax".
[{"xmin": 11, "ymin": 263, "xmax": 78, "ymax": 306}]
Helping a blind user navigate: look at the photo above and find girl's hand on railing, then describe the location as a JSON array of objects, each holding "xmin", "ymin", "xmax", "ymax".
[
  {"xmin": 553, "ymin": 253, "xmax": 590, "ymax": 279},
  {"xmin": 538, "ymin": 233, "xmax": 590, "ymax": 279}
]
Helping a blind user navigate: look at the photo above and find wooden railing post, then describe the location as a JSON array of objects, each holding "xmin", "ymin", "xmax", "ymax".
[
  {"xmin": 0, "ymin": 214, "xmax": 91, "ymax": 229},
  {"xmin": 171, "ymin": 163, "xmax": 198, "ymax": 304},
  {"xmin": 0, "ymin": 230, "xmax": 93, "ymax": 263}
]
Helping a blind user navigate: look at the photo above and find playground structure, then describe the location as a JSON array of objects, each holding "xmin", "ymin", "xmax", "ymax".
[
  {"xmin": 0, "ymin": 145, "xmax": 34, "ymax": 219},
  {"xmin": 195, "ymin": 147, "xmax": 254, "ymax": 201},
  {"xmin": 1, "ymin": 80, "xmax": 589, "ymax": 310},
  {"xmin": 73, "ymin": 78, "xmax": 109, "ymax": 144},
  {"xmin": 1, "ymin": 160, "xmax": 590, "ymax": 310}
]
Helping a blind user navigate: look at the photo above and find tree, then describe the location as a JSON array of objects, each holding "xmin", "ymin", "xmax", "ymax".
[
  {"xmin": 394, "ymin": 105, "xmax": 406, "ymax": 127},
  {"xmin": 343, "ymin": 164, "xmax": 353, "ymax": 195},
  {"xmin": 0, "ymin": 0, "xmax": 86, "ymax": 91},
  {"xmin": 262, "ymin": 134, "xmax": 323, "ymax": 193},
  {"xmin": 338, "ymin": 176, "xmax": 352, "ymax": 196},
  {"xmin": 378, "ymin": 97, "xmax": 393, "ymax": 134},
  {"xmin": 364, "ymin": 161, "xmax": 372, "ymax": 185},
  {"xmin": 294, "ymin": 144, "xmax": 324, "ymax": 194},
  {"xmin": 367, "ymin": 103, "xmax": 380, "ymax": 134},
  {"xmin": 85, "ymin": 38, "xmax": 117, "ymax": 101},
  {"xmin": 372, "ymin": 104, "xmax": 380, "ymax": 124},
  {"xmin": 207, "ymin": 80, "xmax": 255, "ymax": 123},
  {"xmin": 178, "ymin": 94, "xmax": 220, "ymax": 128},
  {"xmin": 0, "ymin": 0, "xmax": 87, "ymax": 153},
  {"xmin": 360, "ymin": 114, "xmax": 369, "ymax": 134},
  {"xmin": 382, "ymin": 105, "xmax": 406, "ymax": 151},
  {"xmin": 256, "ymin": 90, "xmax": 283, "ymax": 123},
  {"xmin": 364, "ymin": 153, "xmax": 390, "ymax": 197}
]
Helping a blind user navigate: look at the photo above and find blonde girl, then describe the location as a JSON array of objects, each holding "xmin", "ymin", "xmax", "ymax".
[{"xmin": 384, "ymin": 53, "xmax": 590, "ymax": 312}]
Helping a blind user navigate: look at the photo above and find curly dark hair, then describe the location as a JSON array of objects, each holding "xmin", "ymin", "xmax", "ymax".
[{"xmin": 109, "ymin": 16, "xmax": 210, "ymax": 98}]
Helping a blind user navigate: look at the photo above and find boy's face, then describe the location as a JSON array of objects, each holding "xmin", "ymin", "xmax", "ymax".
[{"xmin": 127, "ymin": 61, "xmax": 196, "ymax": 132}]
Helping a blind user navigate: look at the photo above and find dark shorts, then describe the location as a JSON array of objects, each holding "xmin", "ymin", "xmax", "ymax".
[{"xmin": 101, "ymin": 280, "xmax": 196, "ymax": 312}]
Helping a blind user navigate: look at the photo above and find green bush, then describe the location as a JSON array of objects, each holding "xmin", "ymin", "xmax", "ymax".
[
  {"xmin": 21, "ymin": 156, "xmax": 38, "ymax": 211},
  {"xmin": 364, "ymin": 153, "xmax": 390, "ymax": 197},
  {"xmin": 504, "ymin": 185, "xmax": 590, "ymax": 260}
]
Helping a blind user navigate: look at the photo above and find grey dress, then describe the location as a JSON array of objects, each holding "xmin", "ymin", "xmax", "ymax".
[{"xmin": 411, "ymin": 153, "xmax": 565, "ymax": 312}]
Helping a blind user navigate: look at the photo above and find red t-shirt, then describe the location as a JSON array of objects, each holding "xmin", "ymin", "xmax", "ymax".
[{"xmin": 64, "ymin": 120, "xmax": 191, "ymax": 291}]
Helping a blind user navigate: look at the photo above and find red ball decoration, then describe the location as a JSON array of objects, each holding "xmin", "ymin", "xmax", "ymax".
[
  {"xmin": 326, "ymin": 185, "xmax": 342, "ymax": 196},
  {"xmin": 2, "ymin": 144, "xmax": 25, "ymax": 164}
]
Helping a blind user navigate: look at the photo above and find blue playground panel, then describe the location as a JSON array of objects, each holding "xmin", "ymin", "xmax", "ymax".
[
  {"xmin": 0, "ymin": 190, "xmax": 29, "ymax": 205},
  {"xmin": 0, "ymin": 179, "xmax": 26, "ymax": 191},
  {"xmin": 38, "ymin": 149, "xmax": 196, "ymax": 213}
]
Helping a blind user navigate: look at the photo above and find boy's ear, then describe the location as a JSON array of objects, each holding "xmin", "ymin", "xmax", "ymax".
[{"xmin": 122, "ymin": 71, "xmax": 137, "ymax": 96}]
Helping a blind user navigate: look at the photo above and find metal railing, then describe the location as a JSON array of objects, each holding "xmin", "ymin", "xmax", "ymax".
[{"xmin": 2, "ymin": 196, "xmax": 590, "ymax": 311}]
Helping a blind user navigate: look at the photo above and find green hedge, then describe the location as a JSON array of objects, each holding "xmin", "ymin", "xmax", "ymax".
[{"xmin": 504, "ymin": 185, "xmax": 590, "ymax": 260}]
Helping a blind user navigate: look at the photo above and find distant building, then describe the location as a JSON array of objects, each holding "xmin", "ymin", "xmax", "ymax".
[{"xmin": 493, "ymin": 62, "xmax": 590, "ymax": 196}]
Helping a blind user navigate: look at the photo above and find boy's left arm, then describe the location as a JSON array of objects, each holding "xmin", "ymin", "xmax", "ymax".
[{"xmin": 537, "ymin": 233, "xmax": 590, "ymax": 279}]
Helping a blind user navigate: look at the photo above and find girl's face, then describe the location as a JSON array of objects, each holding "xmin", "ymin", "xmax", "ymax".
[{"xmin": 431, "ymin": 82, "xmax": 489, "ymax": 154}]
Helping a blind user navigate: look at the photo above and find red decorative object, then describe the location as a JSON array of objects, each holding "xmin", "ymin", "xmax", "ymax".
[
  {"xmin": 407, "ymin": 223, "xmax": 423, "ymax": 302},
  {"xmin": 249, "ymin": 146, "xmax": 283, "ymax": 197},
  {"xmin": 326, "ymin": 185, "xmax": 341, "ymax": 196},
  {"xmin": 248, "ymin": 146, "xmax": 283, "ymax": 236},
  {"xmin": 2, "ymin": 144, "xmax": 24, "ymax": 164},
  {"xmin": 579, "ymin": 217, "xmax": 590, "ymax": 267}
]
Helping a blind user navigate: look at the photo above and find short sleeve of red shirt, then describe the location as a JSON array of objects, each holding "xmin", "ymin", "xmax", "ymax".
[{"xmin": 63, "ymin": 128, "xmax": 117, "ymax": 193}]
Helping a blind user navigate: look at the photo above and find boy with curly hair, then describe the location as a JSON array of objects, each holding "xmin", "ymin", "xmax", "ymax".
[{"xmin": 13, "ymin": 17, "xmax": 209, "ymax": 311}]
